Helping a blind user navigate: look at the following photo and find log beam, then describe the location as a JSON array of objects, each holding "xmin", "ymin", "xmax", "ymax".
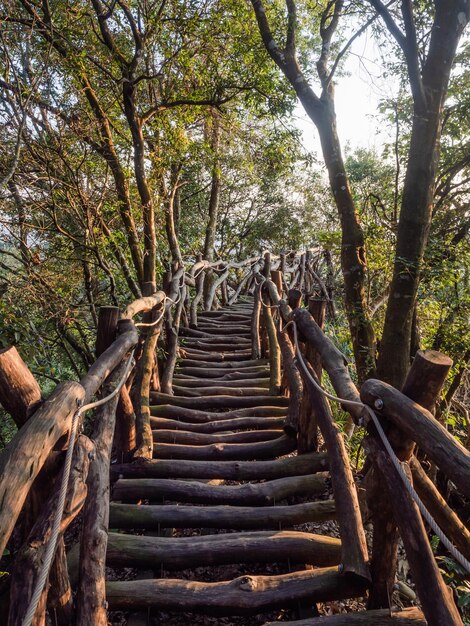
[
  {"xmin": 110, "ymin": 451, "xmax": 328, "ymax": 481},
  {"xmin": 109, "ymin": 500, "xmax": 336, "ymax": 530},
  {"xmin": 107, "ymin": 530, "xmax": 341, "ymax": 570},
  {"xmin": 112, "ymin": 473, "xmax": 328, "ymax": 505}
]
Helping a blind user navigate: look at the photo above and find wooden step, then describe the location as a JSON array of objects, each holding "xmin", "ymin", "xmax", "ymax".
[
  {"xmin": 180, "ymin": 328, "xmax": 251, "ymax": 339},
  {"xmin": 105, "ymin": 568, "xmax": 368, "ymax": 614},
  {"xmin": 175, "ymin": 367, "xmax": 269, "ymax": 379},
  {"xmin": 192, "ymin": 325, "xmax": 251, "ymax": 334},
  {"xmin": 150, "ymin": 393, "xmax": 289, "ymax": 409},
  {"xmin": 106, "ymin": 530, "xmax": 341, "ymax": 570},
  {"xmin": 171, "ymin": 377, "xmax": 270, "ymax": 388},
  {"xmin": 151, "ymin": 434, "xmax": 296, "ymax": 460},
  {"xmin": 149, "ymin": 415, "xmax": 285, "ymax": 433},
  {"xmin": 179, "ymin": 350, "xmax": 252, "ymax": 362},
  {"xmin": 152, "ymin": 429, "xmax": 282, "ymax": 445},
  {"xmin": 182, "ymin": 342, "xmax": 251, "ymax": 353},
  {"xmin": 109, "ymin": 500, "xmax": 336, "ymax": 530},
  {"xmin": 110, "ymin": 451, "xmax": 329, "ymax": 481},
  {"xmin": 182, "ymin": 335, "xmax": 251, "ymax": 345},
  {"xmin": 178, "ymin": 358, "xmax": 268, "ymax": 368},
  {"xmin": 171, "ymin": 385, "xmax": 271, "ymax": 398},
  {"xmin": 112, "ymin": 473, "xmax": 328, "ymax": 505},
  {"xmin": 150, "ymin": 404, "xmax": 287, "ymax": 423}
]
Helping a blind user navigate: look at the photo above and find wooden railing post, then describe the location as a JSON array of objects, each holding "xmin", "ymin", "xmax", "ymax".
[
  {"xmin": 296, "ymin": 296, "xmax": 327, "ymax": 453},
  {"xmin": 297, "ymin": 358, "xmax": 370, "ymax": 582},
  {"xmin": 287, "ymin": 288, "xmax": 302, "ymax": 310},
  {"xmin": 251, "ymin": 283, "xmax": 262, "ymax": 360},
  {"xmin": 131, "ymin": 282, "xmax": 161, "ymax": 460},
  {"xmin": 96, "ymin": 307, "xmax": 136, "ymax": 462},
  {"xmin": 364, "ymin": 350, "xmax": 461, "ymax": 625}
]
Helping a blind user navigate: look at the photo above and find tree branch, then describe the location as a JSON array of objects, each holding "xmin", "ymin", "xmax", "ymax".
[
  {"xmin": 250, "ymin": 0, "xmax": 287, "ymax": 68},
  {"xmin": 366, "ymin": 0, "xmax": 425, "ymax": 108}
]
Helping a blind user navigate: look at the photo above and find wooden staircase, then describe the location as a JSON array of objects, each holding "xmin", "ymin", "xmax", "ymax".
[{"xmin": 106, "ymin": 299, "xmax": 368, "ymax": 623}]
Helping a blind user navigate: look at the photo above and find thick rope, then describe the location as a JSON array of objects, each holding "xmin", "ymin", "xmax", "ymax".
[
  {"xmin": 22, "ymin": 354, "xmax": 135, "ymax": 626},
  {"xmin": 284, "ymin": 320, "xmax": 470, "ymax": 574}
]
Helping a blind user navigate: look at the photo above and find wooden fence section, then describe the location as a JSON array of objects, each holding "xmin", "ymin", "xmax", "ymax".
[{"xmin": 0, "ymin": 248, "xmax": 467, "ymax": 625}]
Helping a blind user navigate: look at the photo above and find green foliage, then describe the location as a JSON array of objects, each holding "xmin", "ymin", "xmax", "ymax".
[{"xmin": 436, "ymin": 553, "xmax": 470, "ymax": 621}]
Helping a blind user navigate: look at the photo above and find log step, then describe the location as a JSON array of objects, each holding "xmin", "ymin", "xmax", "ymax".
[
  {"xmin": 106, "ymin": 530, "xmax": 341, "ymax": 570},
  {"xmin": 105, "ymin": 568, "xmax": 368, "ymax": 615},
  {"xmin": 149, "ymin": 415, "xmax": 285, "ymax": 433},
  {"xmin": 152, "ymin": 428, "xmax": 283, "ymax": 445},
  {"xmin": 176, "ymin": 366, "xmax": 269, "ymax": 378},
  {"xmin": 150, "ymin": 405, "xmax": 287, "ymax": 423},
  {"xmin": 110, "ymin": 451, "xmax": 329, "ymax": 481},
  {"xmin": 171, "ymin": 376, "xmax": 270, "ymax": 387},
  {"xmin": 109, "ymin": 500, "xmax": 337, "ymax": 530},
  {"xmin": 150, "ymin": 393, "xmax": 289, "ymax": 409},
  {"xmin": 170, "ymin": 385, "xmax": 271, "ymax": 397},
  {"xmin": 112, "ymin": 473, "xmax": 328, "ymax": 505},
  {"xmin": 180, "ymin": 349, "xmax": 252, "ymax": 362},
  {"xmin": 151, "ymin": 434, "xmax": 297, "ymax": 460},
  {"xmin": 178, "ymin": 358, "xmax": 269, "ymax": 368}
]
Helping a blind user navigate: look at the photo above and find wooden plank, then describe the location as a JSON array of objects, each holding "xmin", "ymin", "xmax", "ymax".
[
  {"xmin": 150, "ymin": 393, "xmax": 289, "ymax": 409},
  {"xmin": 150, "ymin": 405, "xmax": 287, "ymax": 423},
  {"xmin": 112, "ymin": 473, "xmax": 328, "ymax": 505},
  {"xmin": 110, "ymin": 451, "xmax": 329, "ymax": 481},
  {"xmin": 107, "ymin": 530, "xmax": 341, "ymax": 569},
  {"xmin": 151, "ymin": 435, "xmax": 296, "ymax": 460},
  {"xmin": 149, "ymin": 415, "xmax": 285, "ymax": 433},
  {"xmin": 109, "ymin": 500, "xmax": 336, "ymax": 530},
  {"xmin": 105, "ymin": 567, "xmax": 368, "ymax": 614},
  {"xmin": 152, "ymin": 429, "xmax": 283, "ymax": 445}
]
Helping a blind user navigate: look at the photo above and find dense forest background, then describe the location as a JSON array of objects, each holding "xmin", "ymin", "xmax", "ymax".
[{"xmin": 0, "ymin": 0, "xmax": 468, "ymax": 447}]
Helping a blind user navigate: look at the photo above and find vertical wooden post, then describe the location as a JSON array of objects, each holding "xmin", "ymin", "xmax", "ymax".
[
  {"xmin": 287, "ymin": 288, "xmax": 302, "ymax": 310},
  {"xmin": 220, "ymin": 278, "xmax": 228, "ymax": 306},
  {"xmin": 262, "ymin": 252, "xmax": 280, "ymax": 392},
  {"xmin": 76, "ymin": 363, "xmax": 126, "ymax": 626},
  {"xmin": 263, "ymin": 302, "xmax": 281, "ymax": 394},
  {"xmin": 367, "ymin": 349, "xmax": 454, "ymax": 613},
  {"xmin": 96, "ymin": 307, "xmax": 136, "ymax": 462},
  {"xmin": 307, "ymin": 297, "xmax": 326, "ymax": 379},
  {"xmin": 263, "ymin": 251, "xmax": 271, "ymax": 278},
  {"xmin": 367, "ymin": 438, "xmax": 462, "ymax": 626},
  {"xmin": 131, "ymin": 282, "xmax": 160, "ymax": 460},
  {"xmin": 280, "ymin": 252, "xmax": 286, "ymax": 277},
  {"xmin": 323, "ymin": 249, "xmax": 337, "ymax": 319},
  {"xmin": 298, "ymin": 253, "xmax": 306, "ymax": 292},
  {"xmin": 304, "ymin": 250, "xmax": 312, "ymax": 298},
  {"xmin": 298, "ymin": 359, "xmax": 370, "ymax": 581},
  {"xmin": 296, "ymin": 296, "xmax": 327, "ymax": 453},
  {"xmin": 277, "ymin": 328, "xmax": 302, "ymax": 438},
  {"xmin": 251, "ymin": 283, "xmax": 262, "ymax": 360},
  {"xmin": 190, "ymin": 254, "xmax": 204, "ymax": 326},
  {"xmin": 270, "ymin": 270, "xmax": 283, "ymax": 296},
  {"xmin": 0, "ymin": 346, "xmax": 42, "ymax": 427}
]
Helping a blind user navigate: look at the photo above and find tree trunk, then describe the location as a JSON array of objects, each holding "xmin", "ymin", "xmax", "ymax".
[{"xmin": 376, "ymin": 1, "xmax": 468, "ymax": 387}]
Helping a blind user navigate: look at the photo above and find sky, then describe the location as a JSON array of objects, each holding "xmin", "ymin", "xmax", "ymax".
[{"xmin": 295, "ymin": 31, "xmax": 399, "ymax": 158}]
